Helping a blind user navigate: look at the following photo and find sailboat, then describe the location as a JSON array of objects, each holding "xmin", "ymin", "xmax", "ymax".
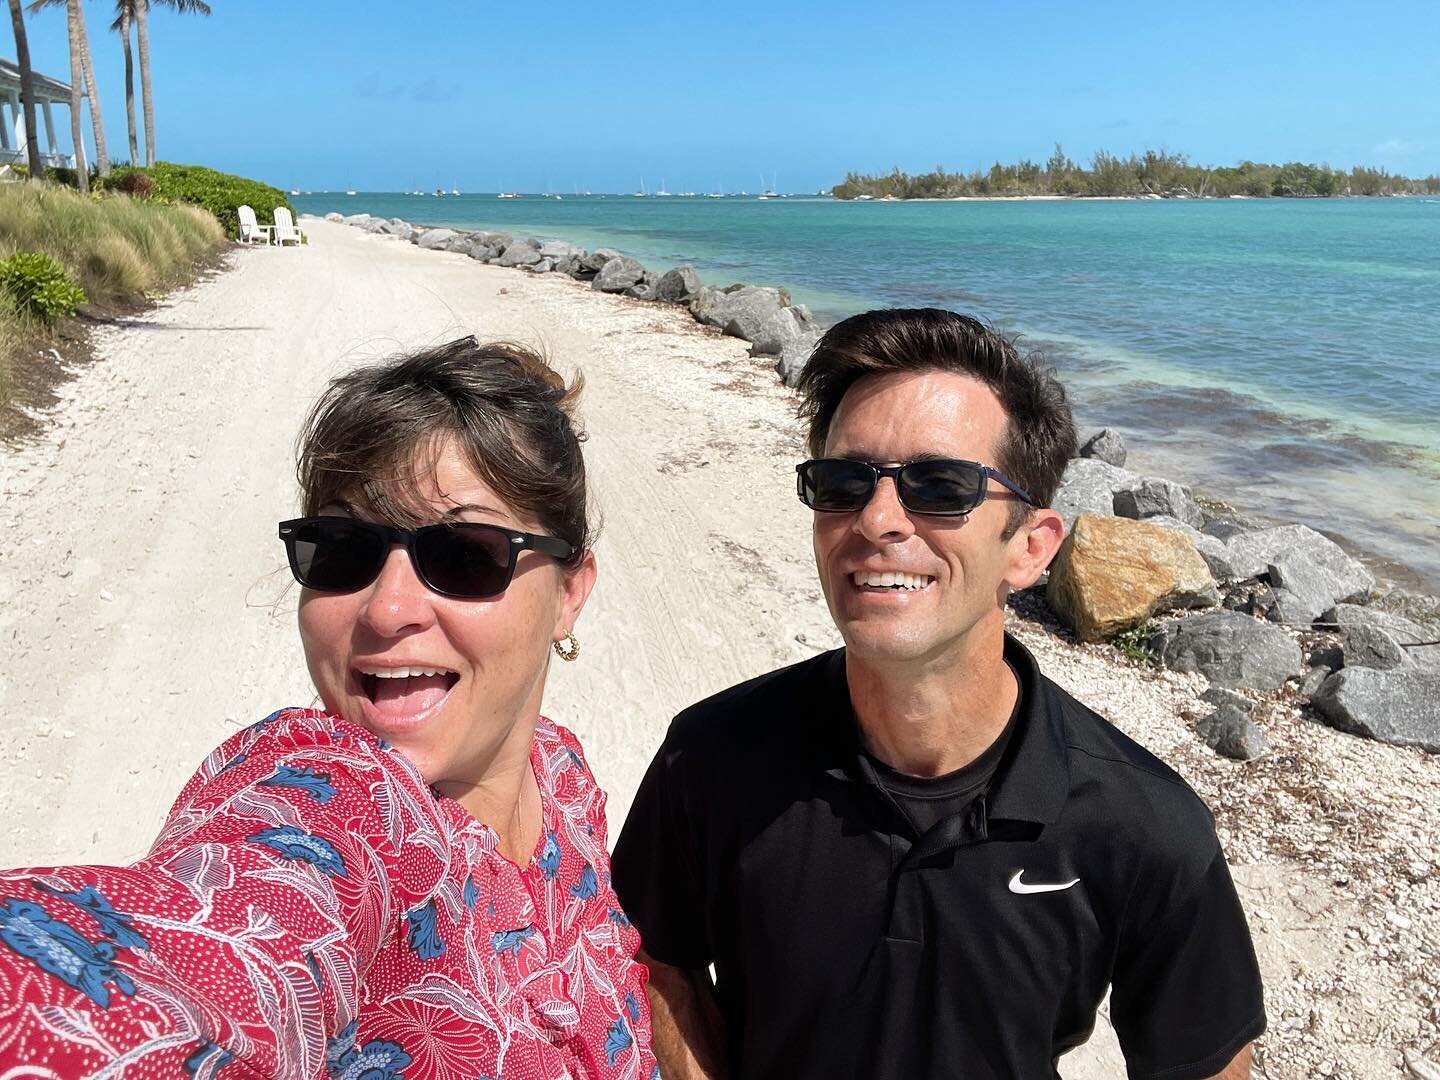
[
  {"xmin": 634, "ymin": 176, "xmax": 649, "ymax": 198},
  {"xmin": 655, "ymin": 178, "xmax": 671, "ymax": 197}
]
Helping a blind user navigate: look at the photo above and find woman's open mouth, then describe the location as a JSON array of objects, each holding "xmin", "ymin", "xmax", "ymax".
[{"xmin": 356, "ymin": 665, "xmax": 460, "ymax": 721}]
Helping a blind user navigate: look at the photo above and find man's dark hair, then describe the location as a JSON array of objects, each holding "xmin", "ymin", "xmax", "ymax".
[{"xmin": 796, "ymin": 308, "xmax": 1077, "ymax": 536}]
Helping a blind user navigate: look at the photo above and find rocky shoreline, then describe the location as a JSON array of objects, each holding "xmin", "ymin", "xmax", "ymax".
[{"xmin": 324, "ymin": 210, "xmax": 1440, "ymax": 761}]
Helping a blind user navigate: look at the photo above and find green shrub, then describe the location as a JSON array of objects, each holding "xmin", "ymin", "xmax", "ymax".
[
  {"xmin": 0, "ymin": 251, "xmax": 87, "ymax": 324},
  {"xmin": 106, "ymin": 161, "xmax": 292, "ymax": 238},
  {"xmin": 1110, "ymin": 621, "xmax": 1158, "ymax": 665}
]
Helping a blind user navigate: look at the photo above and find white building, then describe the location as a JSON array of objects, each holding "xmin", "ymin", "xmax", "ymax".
[{"xmin": 0, "ymin": 57, "xmax": 80, "ymax": 170}]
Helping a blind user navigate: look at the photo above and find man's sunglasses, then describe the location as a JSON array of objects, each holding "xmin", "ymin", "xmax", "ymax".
[
  {"xmin": 795, "ymin": 458, "xmax": 1035, "ymax": 517},
  {"xmin": 278, "ymin": 516, "xmax": 575, "ymax": 599}
]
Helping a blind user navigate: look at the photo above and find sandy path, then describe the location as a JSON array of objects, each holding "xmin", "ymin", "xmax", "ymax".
[{"xmin": 3, "ymin": 219, "xmax": 1437, "ymax": 1077}]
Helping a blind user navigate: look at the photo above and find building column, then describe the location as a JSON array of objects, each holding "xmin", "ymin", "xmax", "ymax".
[
  {"xmin": 0, "ymin": 93, "xmax": 15, "ymax": 152},
  {"xmin": 42, "ymin": 101, "xmax": 58, "ymax": 158}
]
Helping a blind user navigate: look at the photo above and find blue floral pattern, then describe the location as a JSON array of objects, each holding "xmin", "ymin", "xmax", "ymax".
[
  {"xmin": 404, "ymin": 899, "xmax": 445, "ymax": 961},
  {"xmin": 258, "ymin": 763, "xmax": 338, "ymax": 803},
  {"xmin": 0, "ymin": 897, "xmax": 136, "ymax": 1007},
  {"xmin": 246, "ymin": 825, "xmax": 348, "ymax": 877}
]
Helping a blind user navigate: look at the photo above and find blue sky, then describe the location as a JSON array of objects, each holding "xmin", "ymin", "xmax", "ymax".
[{"xmin": 14, "ymin": 0, "xmax": 1440, "ymax": 192}]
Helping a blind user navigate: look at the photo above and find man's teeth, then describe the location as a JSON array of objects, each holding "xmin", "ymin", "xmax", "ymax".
[
  {"xmin": 853, "ymin": 571, "xmax": 933, "ymax": 590},
  {"xmin": 358, "ymin": 666, "xmax": 454, "ymax": 678}
]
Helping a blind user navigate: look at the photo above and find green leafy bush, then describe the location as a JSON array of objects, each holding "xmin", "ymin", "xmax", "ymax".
[
  {"xmin": 105, "ymin": 162, "xmax": 291, "ymax": 237},
  {"xmin": 0, "ymin": 251, "xmax": 87, "ymax": 324}
]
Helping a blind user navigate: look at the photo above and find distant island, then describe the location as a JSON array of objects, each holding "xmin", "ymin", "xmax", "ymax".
[{"xmin": 832, "ymin": 146, "xmax": 1440, "ymax": 200}]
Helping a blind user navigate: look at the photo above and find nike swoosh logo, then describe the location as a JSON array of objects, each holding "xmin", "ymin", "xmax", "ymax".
[{"xmin": 1008, "ymin": 870, "xmax": 1080, "ymax": 895}]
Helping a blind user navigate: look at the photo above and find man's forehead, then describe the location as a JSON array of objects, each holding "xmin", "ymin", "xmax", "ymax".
[{"xmin": 826, "ymin": 369, "xmax": 1007, "ymax": 457}]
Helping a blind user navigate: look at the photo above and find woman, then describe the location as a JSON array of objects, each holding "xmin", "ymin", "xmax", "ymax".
[{"xmin": 0, "ymin": 338, "xmax": 655, "ymax": 1078}]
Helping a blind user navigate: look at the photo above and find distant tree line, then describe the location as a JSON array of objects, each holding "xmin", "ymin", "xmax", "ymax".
[{"xmin": 832, "ymin": 146, "xmax": 1440, "ymax": 200}]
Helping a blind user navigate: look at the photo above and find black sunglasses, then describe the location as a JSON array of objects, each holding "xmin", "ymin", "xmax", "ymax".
[
  {"xmin": 278, "ymin": 516, "xmax": 575, "ymax": 599},
  {"xmin": 796, "ymin": 458, "xmax": 1035, "ymax": 517}
]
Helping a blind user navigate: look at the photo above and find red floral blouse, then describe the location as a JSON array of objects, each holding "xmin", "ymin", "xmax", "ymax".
[{"xmin": 0, "ymin": 709, "xmax": 656, "ymax": 1079}]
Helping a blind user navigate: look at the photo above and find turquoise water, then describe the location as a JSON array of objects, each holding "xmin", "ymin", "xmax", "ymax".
[{"xmin": 295, "ymin": 193, "xmax": 1440, "ymax": 589}]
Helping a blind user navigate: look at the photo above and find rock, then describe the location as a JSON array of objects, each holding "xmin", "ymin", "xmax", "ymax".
[
  {"xmin": 324, "ymin": 211, "xmax": 344, "ymax": 222},
  {"xmin": 1045, "ymin": 514, "xmax": 1220, "ymax": 643},
  {"xmin": 591, "ymin": 256, "xmax": 646, "ymax": 292},
  {"xmin": 1342, "ymin": 625, "xmax": 1406, "ymax": 670},
  {"xmin": 1265, "ymin": 562, "xmax": 1336, "ymax": 628},
  {"xmin": 1297, "ymin": 666, "xmax": 1331, "ymax": 698},
  {"xmin": 342, "ymin": 213, "xmax": 377, "ymax": 227},
  {"xmin": 1139, "ymin": 516, "xmax": 1231, "ymax": 582},
  {"xmin": 656, "ymin": 266, "xmax": 703, "ymax": 303},
  {"xmin": 747, "ymin": 306, "xmax": 817, "ymax": 356},
  {"xmin": 475, "ymin": 231, "xmax": 512, "ymax": 250},
  {"xmin": 362, "ymin": 218, "xmax": 388, "ymax": 233},
  {"xmin": 539, "ymin": 240, "xmax": 582, "ymax": 259},
  {"xmin": 1218, "ymin": 525, "xmax": 1373, "ymax": 598},
  {"xmin": 551, "ymin": 254, "xmax": 581, "ymax": 276},
  {"xmin": 467, "ymin": 242, "xmax": 497, "ymax": 262},
  {"xmin": 1051, "ymin": 458, "xmax": 1136, "ymax": 531},
  {"xmin": 691, "ymin": 285, "xmax": 790, "ymax": 342},
  {"xmin": 583, "ymin": 247, "xmax": 621, "ymax": 271},
  {"xmin": 1112, "ymin": 477, "xmax": 1203, "ymax": 529},
  {"xmin": 1321, "ymin": 603, "xmax": 1429, "ymax": 642},
  {"xmin": 1195, "ymin": 704, "xmax": 1270, "ymax": 761},
  {"xmin": 529, "ymin": 258, "xmax": 556, "ymax": 274},
  {"xmin": 776, "ymin": 329, "xmax": 823, "ymax": 388},
  {"xmin": 1078, "ymin": 428, "xmax": 1127, "ymax": 467},
  {"xmin": 625, "ymin": 272, "xmax": 660, "ymax": 300},
  {"xmin": 1147, "ymin": 611, "xmax": 1302, "ymax": 691},
  {"xmin": 446, "ymin": 236, "xmax": 473, "ymax": 253},
  {"xmin": 497, "ymin": 239, "xmax": 543, "ymax": 267},
  {"xmin": 417, "ymin": 229, "xmax": 459, "ymax": 250},
  {"xmin": 380, "ymin": 219, "xmax": 413, "ymax": 239},
  {"xmin": 1201, "ymin": 519, "xmax": 1252, "ymax": 541},
  {"xmin": 1312, "ymin": 668, "xmax": 1440, "ymax": 751},
  {"xmin": 1200, "ymin": 686, "xmax": 1254, "ymax": 712}
]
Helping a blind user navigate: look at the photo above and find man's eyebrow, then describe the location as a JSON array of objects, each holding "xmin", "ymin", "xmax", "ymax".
[{"xmin": 828, "ymin": 450, "xmax": 952, "ymax": 463}]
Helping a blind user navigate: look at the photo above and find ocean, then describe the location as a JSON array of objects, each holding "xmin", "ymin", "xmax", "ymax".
[{"xmin": 292, "ymin": 193, "xmax": 1440, "ymax": 591}]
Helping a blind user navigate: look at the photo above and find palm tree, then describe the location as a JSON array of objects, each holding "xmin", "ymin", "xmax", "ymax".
[
  {"xmin": 110, "ymin": 1, "xmax": 137, "ymax": 162},
  {"xmin": 128, "ymin": 0, "xmax": 210, "ymax": 167},
  {"xmin": 30, "ymin": 0, "xmax": 109, "ymax": 178},
  {"xmin": 6, "ymin": 0, "xmax": 44, "ymax": 179}
]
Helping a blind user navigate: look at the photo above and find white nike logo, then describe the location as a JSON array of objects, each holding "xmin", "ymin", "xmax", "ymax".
[{"xmin": 1008, "ymin": 870, "xmax": 1080, "ymax": 895}]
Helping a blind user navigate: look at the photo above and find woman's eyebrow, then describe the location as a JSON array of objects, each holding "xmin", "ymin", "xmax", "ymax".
[{"xmin": 440, "ymin": 503, "xmax": 507, "ymax": 520}]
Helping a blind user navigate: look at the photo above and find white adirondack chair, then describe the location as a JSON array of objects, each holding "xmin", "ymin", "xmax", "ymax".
[
  {"xmin": 236, "ymin": 204, "xmax": 272, "ymax": 245},
  {"xmin": 273, "ymin": 206, "xmax": 307, "ymax": 247}
]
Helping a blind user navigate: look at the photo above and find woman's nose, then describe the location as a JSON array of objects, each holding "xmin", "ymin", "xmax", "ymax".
[{"xmin": 357, "ymin": 545, "xmax": 436, "ymax": 637}]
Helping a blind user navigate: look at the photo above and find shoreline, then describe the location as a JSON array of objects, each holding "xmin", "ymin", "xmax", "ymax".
[{"xmin": 2, "ymin": 218, "xmax": 1438, "ymax": 1076}]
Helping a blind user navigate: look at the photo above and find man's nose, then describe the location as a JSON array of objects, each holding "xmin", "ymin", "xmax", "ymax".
[{"xmin": 853, "ymin": 476, "xmax": 917, "ymax": 543}]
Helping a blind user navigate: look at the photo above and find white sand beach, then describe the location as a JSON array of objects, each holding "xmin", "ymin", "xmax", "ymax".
[{"xmin": 2, "ymin": 218, "xmax": 1437, "ymax": 1077}]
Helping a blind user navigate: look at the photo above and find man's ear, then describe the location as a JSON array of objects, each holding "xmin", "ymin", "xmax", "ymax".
[{"xmin": 1005, "ymin": 508, "xmax": 1065, "ymax": 591}]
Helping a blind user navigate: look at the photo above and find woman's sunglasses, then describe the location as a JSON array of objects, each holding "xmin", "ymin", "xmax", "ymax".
[
  {"xmin": 795, "ymin": 458, "xmax": 1035, "ymax": 517},
  {"xmin": 278, "ymin": 516, "xmax": 575, "ymax": 599}
]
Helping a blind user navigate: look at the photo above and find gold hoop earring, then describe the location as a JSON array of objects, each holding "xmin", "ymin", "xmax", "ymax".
[{"xmin": 552, "ymin": 630, "xmax": 580, "ymax": 662}]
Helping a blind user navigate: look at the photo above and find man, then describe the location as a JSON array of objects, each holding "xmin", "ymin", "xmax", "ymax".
[{"xmin": 612, "ymin": 309, "xmax": 1265, "ymax": 1079}]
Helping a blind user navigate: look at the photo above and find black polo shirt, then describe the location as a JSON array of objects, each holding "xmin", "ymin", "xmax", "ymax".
[{"xmin": 612, "ymin": 634, "xmax": 1265, "ymax": 1079}]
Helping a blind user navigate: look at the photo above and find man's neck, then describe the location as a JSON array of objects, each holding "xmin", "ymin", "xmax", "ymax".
[{"xmin": 846, "ymin": 621, "xmax": 1017, "ymax": 778}]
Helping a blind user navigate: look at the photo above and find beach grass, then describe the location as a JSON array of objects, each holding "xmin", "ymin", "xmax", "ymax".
[{"xmin": 0, "ymin": 183, "xmax": 227, "ymax": 420}]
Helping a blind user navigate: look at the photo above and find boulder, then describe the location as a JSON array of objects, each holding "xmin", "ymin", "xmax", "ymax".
[
  {"xmin": 1045, "ymin": 514, "xmax": 1220, "ymax": 643},
  {"xmin": 446, "ymin": 236, "xmax": 473, "ymax": 253},
  {"xmin": 625, "ymin": 272, "xmax": 660, "ymax": 300},
  {"xmin": 776, "ymin": 329, "xmax": 823, "ymax": 388},
  {"xmin": 530, "ymin": 257, "xmax": 556, "ymax": 274},
  {"xmin": 1312, "ymin": 668, "xmax": 1440, "ymax": 751},
  {"xmin": 1078, "ymin": 428, "xmax": 1127, "ymax": 467},
  {"xmin": 1141, "ymin": 516, "xmax": 1231, "ymax": 583},
  {"xmin": 1342, "ymin": 625, "xmax": 1406, "ymax": 670},
  {"xmin": 362, "ymin": 218, "xmax": 389, "ymax": 233},
  {"xmin": 1147, "ymin": 611, "xmax": 1302, "ymax": 690},
  {"xmin": 656, "ymin": 265, "xmax": 703, "ymax": 304},
  {"xmin": 583, "ymin": 247, "xmax": 621, "ymax": 271},
  {"xmin": 1219, "ymin": 524, "xmax": 1373, "ymax": 598},
  {"xmin": 1201, "ymin": 519, "xmax": 1253, "ymax": 541},
  {"xmin": 324, "ymin": 211, "xmax": 344, "ymax": 222},
  {"xmin": 475, "ymin": 231, "xmax": 512, "ymax": 250},
  {"xmin": 591, "ymin": 256, "xmax": 646, "ymax": 293},
  {"xmin": 1297, "ymin": 666, "xmax": 1331, "ymax": 699},
  {"xmin": 1321, "ymin": 603, "xmax": 1429, "ymax": 642},
  {"xmin": 1051, "ymin": 458, "xmax": 1136, "ymax": 531},
  {"xmin": 417, "ymin": 229, "xmax": 459, "ymax": 250},
  {"xmin": 380, "ymin": 219, "xmax": 413, "ymax": 239},
  {"xmin": 1112, "ymin": 477, "xmax": 1204, "ymax": 529},
  {"xmin": 1200, "ymin": 686, "xmax": 1254, "ymax": 713},
  {"xmin": 551, "ymin": 254, "xmax": 581, "ymax": 276},
  {"xmin": 498, "ymin": 239, "xmax": 543, "ymax": 267},
  {"xmin": 1264, "ymin": 561, "xmax": 1337, "ymax": 628},
  {"xmin": 747, "ymin": 306, "xmax": 817, "ymax": 357},
  {"xmin": 1195, "ymin": 704, "xmax": 1269, "ymax": 761},
  {"xmin": 467, "ymin": 242, "xmax": 497, "ymax": 262},
  {"xmin": 342, "ymin": 213, "xmax": 377, "ymax": 227},
  {"xmin": 539, "ymin": 240, "xmax": 582, "ymax": 259},
  {"xmin": 691, "ymin": 285, "xmax": 790, "ymax": 342}
]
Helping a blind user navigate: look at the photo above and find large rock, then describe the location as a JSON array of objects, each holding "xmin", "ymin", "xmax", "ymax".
[
  {"xmin": 1141, "ymin": 516, "xmax": 1231, "ymax": 583},
  {"xmin": 582, "ymin": 247, "xmax": 621, "ymax": 272},
  {"xmin": 1312, "ymin": 668, "xmax": 1440, "ymax": 750},
  {"xmin": 539, "ymin": 240, "xmax": 583, "ymax": 259},
  {"xmin": 1147, "ymin": 611, "xmax": 1302, "ymax": 690},
  {"xmin": 1342, "ymin": 625, "xmax": 1407, "ymax": 670},
  {"xmin": 690, "ymin": 285, "xmax": 790, "ymax": 342},
  {"xmin": 747, "ymin": 306, "xmax": 817, "ymax": 356},
  {"xmin": 498, "ymin": 238, "xmax": 543, "ymax": 267},
  {"xmin": 1078, "ymin": 428, "xmax": 1127, "ymax": 467},
  {"xmin": 592, "ymin": 256, "xmax": 646, "ymax": 292},
  {"xmin": 467, "ymin": 242, "xmax": 498, "ymax": 262},
  {"xmin": 342, "ymin": 213, "xmax": 378, "ymax": 227},
  {"xmin": 776, "ymin": 329, "xmax": 823, "ymax": 388},
  {"xmin": 445, "ymin": 235, "xmax": 473, "ymax": 253},
  {"xmin": 1045, "ymin": 514, "xmax": 1220, "ymax": 643},
  {"xmin": 1219, "ymin": 525, "xmax": 1373, "ymax": 597},
  {"xmin": 1322, "ymin": 603, "xmax": 1429, "ymax": 642},
  {"xmin": 1052, "ymin": 458, "xmax": 1136, "ymax": 531},
  {"xmin": 529, "ymin": 257, "xmax": 556, "ymax": 274},
  {"xmin": 656, "ymin": 266, "xmax": 703, "ymax": 303},
  {"xmin": 417, "ymin": 228, "xmax": 459, "ymax": 250},
  {"xmin": 379, "ymin": 219, "xmax": 413, "ymax": 239},
  {"xmin": 1112, "ymin": 477, "xmax": 1204, "ymax": 529},
  {"xmin": 625, "ymin": 272, "xmax": 660, "ymax": 300},
  {"xmin": 362, "ymin": 218, "xmax": 389, "ymax": 233},
  {"xmin": 1195, "ymin": 704, "xmax": 1270, "ymax": 761},
  {"xmin": 324, "ymin": 211, "xmax": 344, "ymax": 222}
]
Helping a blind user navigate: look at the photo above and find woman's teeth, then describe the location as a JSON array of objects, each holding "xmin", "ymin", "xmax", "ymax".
[
  {"xmin": 360, "ymin": 666, "xmax": 455, "ymax": 679},
  {"xmin": 853, "ymin": 571, "xmax": 933, "ymax": 590}
]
